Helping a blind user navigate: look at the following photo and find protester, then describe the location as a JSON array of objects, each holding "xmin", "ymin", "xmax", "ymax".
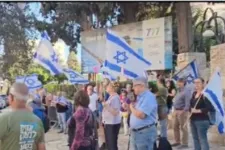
[
  {"xmin": 87, "ymin": 84, "xmax": 99, "ymax": 119},
  {"xmin": 172, "ymin": 78, "xmax": 192, "ymax": 148},
  {"xmin": 156, "ymin": 77, "xmax": 168, "ymax": 138},
  {"xmin": 120, "ymin": 90, "xmax": 131, "ymax": 135},
  {"xmin": 69, "ymin": 90, "xmax": 97, "ymax": 150},
  {"xmin": 46, "ymin": 93, "xmax": 53, "ymax": 107},
  {"xmin": 28, "ymin": 94, "xmax": 45, "ymax": 111},
  {"xmin": 98, "ymin": 78, "xmax": 110, "ymax": 150},
  {"xmin": 102, "ymin": 82, "xmax": 121, "ymax": 150},
  {"xmin": 0, "ymin": 82, "xmax": 45, "ymax": 150},
  {"xmin": 166, "ymin": 80, "xmax": 176, "ymax": 112},
  {"xmin": 126, "ymin": 83, "xmax": 135, "ymax": 102},
  {"xmin": 189, "ymin": 77, "xmax": 215, "ymax": 150},
  {"xmin": 56, "ymin": 91, "xmax": 68, "ymax": 134},
  {"xmin": 125, "ymin": 83, "xmax": 135, "ymax": 128},
  {"xmin": 129, "ymin": 77, "xmax": 158, "ymax": 150},
  {"xmin": 28, "ymin": 93, "xmax": 50, "ymax": 133}
]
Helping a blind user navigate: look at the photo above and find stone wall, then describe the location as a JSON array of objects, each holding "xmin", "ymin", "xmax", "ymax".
[
  {"xmin": 177, "ymin": 52, "xmax": 209, "ymax": 80},
  {"xmin": 210, "ymin": 43, "xmax": 225, "ymax": 89}
]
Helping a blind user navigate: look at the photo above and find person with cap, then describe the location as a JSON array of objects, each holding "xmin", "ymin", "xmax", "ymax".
[
  {"xmin": 172, "ymin": 78, "xmax": 192, "ymax": 149},
  {"xmin": 56, "ymin": 91, "xmax": 68, "ymax": 134},
  {"xmin": 0, "ymin": 82, "xmax": 45, "ymax": 150},
  {"xmin": 28, "ymin": 94, "xmax": 46, "ymax": 111},
  {"xmin": 129, "ymin": 76, "xmax": 158, "ymax": 150}
]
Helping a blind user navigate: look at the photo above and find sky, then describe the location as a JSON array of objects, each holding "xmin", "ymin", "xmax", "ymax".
[{"xmin": 28, "ymin": 2, "xmax": 77, "ymax": 62}]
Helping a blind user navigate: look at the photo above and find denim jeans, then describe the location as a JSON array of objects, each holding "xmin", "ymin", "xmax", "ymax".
[
  {"xmin": 130, "ymin": 125, "xmax": 157, "ymax": 150},
  {"xmin": 190, "ymin": 120, "xmax": 210, "ymax": 150},
  {"xmin": 159, "ymin": 119, "xmax": 167, "ymax": 138},
  {"xmin": 159, "ymin": 106, "xmax": 168, "ymax": 138},
  {"xmin": 58, "ymin": 112, "xmax": 67, "ymax": 132}
]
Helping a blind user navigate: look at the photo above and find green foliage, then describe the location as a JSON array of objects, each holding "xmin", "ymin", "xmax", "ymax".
[
  {"xmin": 67, "ymin": 51, "xmax": 81, "ymax": 72},
  {"xmin": 44, "ymin": 83, "xmax": 77, "ymax": 99},
  {"xmin": 136, "ymin": 2, "xmax": 173, "ymax": 21},
  {"xmin": 0, "ymin": 3, "xmax": 38, "ymax": 78},
  {"xmin": 27, "ymin": 64, "xmax": 53, "ymax": 84},
  {"xmin": 44, "ymin": 83, "xmax": 59, "ymax": 93},
  {"xmin": 52, "ymin": 74, "xmax": 67, "ymax": 84}
]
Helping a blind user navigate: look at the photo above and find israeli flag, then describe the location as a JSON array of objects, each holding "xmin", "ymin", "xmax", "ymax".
[
  {"xmin": 104, "ymin": 29, "xmax": 151, "ymax": 79},
  {"xmin": 16, "ymin": 74, "xmax": 42, "ymax": 91},
  {"xmin": 33, "ymin": 31, "xmax": 63, "ymax": 75},
  {"xmin": 202, "ymin": 68, "xmax": 225, "ymax": 134},
  {"xmin": 173, "ymin": 59, "xmax": 199, "ymax": 85},
  {"xmin": 63, "ymin": 68, "xmax": 89, "ymax": 84}
]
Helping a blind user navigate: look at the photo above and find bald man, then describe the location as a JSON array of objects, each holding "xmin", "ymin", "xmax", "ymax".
[{"xmin": 0, "ymin": 83, "xmax": 45, "ymax": 150}]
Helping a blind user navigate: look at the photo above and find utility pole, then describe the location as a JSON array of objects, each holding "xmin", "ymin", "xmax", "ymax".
[{"xmin": 175, "ymin": 2, "xmax": 193, "ymax": 53}]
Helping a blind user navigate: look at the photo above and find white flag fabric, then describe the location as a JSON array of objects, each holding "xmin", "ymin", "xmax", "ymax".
[
  {"xmin": 173, "ymin": 60, "xmax": 199, "ymax": 84},
  {"xmin": 202, "ymin": 68, "xmax": 225, "ymax": 134},
  {"xmin": 104, "ymin": 29, "xmax": 151, "ymax": 79},
  {"xmin": 16, "ymin": 74, "xmax": 42, "ymax": 91},
  {"xmin": 63, "ymin": 68, "xmax": 89, "ymax": 85},
  {"xmin": 102, "ymin": 71, "xmax": 116, "ymax": 81},
  {"xmin": 33, "ymin": 31, "xmax": 63, "ymax": 75}
]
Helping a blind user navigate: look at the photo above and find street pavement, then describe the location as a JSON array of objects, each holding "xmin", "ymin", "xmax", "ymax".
[{"xmin": 46, "ymin": 127, "xmax": 225, "ymax": 150}]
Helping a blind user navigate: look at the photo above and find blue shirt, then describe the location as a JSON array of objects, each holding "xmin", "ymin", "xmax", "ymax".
[{"xmin": 130, "ymin": 90, "xmax": 158, "ymax": 129}]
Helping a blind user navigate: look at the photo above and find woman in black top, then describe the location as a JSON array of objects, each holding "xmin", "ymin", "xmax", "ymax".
[
  {"xmin": 189, "ymin": 77, "xmax": 215, "ymax": 150},
  {"xmin": 166, "ymin": 80, "xmax": 176, "ymax": 112}
]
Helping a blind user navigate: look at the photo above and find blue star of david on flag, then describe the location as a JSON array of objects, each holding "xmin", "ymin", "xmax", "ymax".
[
  {"xmin": 26, "ymin": 78, "xmax": 35, "ymax": 86},
  {"xmin": 51, "ymin": 52, "xmax": 58, "ymax": 63},
  {"xmin": 63, "ymin": 68, "xmax": 89, "ymax": 84},
  {"xmin": 113, "ymin": 51, "xmax": 128, "ymax": 64},
  {"xmin": 173, "ymin": 59, "xmax": 199, "ymax": 86},
  {"xmin": 16, "ymin": 74, "xmax": 42, "ymax": 91},
  {"xmin": 68, "ymin": 71, "xmax": 78, "ymax": 79},
  {"xmin": 104, "ymin": 29, "xmax": 151, "ymax": 79},
  {"xmin": 186, "ymin": 74, "xmax": 194, "ymax": 84},
  {"xmin": 33, "ymin": 31, "xmax": 63, "ymax": 75}
]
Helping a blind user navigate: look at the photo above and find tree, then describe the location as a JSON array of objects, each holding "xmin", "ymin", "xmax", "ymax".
[
  {"xmin": 67, "ymin": 51, "xmax": 81, "ymax": 72},
  {"xmin": 0, "ymin": 3, "xmax": 38, "ymax": 79}
]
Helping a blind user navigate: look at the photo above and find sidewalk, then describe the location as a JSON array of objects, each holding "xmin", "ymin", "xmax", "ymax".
[{"xmin": 45, "ymin": 128, "xmax": 225, "ymax": 150}]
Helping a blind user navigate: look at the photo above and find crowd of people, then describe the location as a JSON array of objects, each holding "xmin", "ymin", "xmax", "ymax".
[{"xmin": 0, "ymin": 75, "xmax": 216, "ymax": 150}]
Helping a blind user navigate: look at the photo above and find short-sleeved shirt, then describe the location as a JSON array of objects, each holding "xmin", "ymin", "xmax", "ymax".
[
  {"xmin": 0, "ymin": 110, "xmax": 45, "ymax": 150},
  {"xmin": 120, "ymin": 98, "xmax": 131, "ymax": 112},
  {"xmin": 156, "ymin": 86, "xmax": 168, "ymax": 106},
  {"xmin": 102, "ymin": 94, "xmax": 121, "ymax": 124},
  {"xmin": 88, "ymin": 93, "xmax": 98, "ymax": 112},
  {"xmin": 130, "ymin": 90, "xmax": 158, "ymax": 129}
]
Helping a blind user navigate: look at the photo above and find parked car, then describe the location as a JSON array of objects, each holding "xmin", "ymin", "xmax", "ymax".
[{"xmin": 0, "ymin": 95, "xmax": 8, "ymax": 109}]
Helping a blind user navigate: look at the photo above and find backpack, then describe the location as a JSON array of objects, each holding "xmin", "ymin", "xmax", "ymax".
[
  {"xmin": 33, "ymin": 109, "xmax": 50, "ymax": 133},
  {"xmin": 192, "ymin": 92, "xmax": 216, "ymax": 125},
  {"xmin": 154, "ymin": 137, "xmax": 172, "ymax": 150}
]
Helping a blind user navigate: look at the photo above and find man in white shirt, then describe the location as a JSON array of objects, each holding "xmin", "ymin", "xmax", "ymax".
[{"xmin": 87, "ymin": 84, "xmax": 99, "ymax": 118}]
